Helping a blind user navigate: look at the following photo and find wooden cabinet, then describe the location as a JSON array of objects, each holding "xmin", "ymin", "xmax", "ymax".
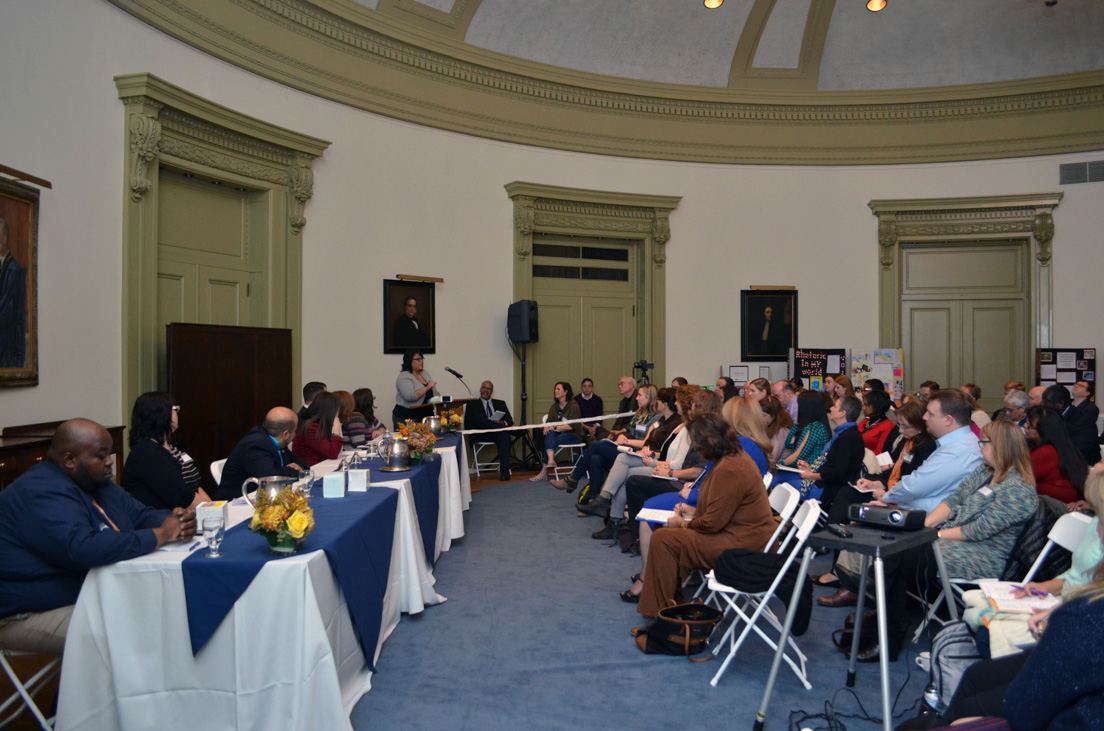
[{"xmin": 0, "ymin": 422, "xmax": 125, "ymax": 489}]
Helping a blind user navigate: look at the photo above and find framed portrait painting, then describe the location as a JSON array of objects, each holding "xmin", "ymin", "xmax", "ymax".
[
  {"xmin": 740, "ymin": 289, "xmax": 797, "ymax": 362},
  {"xmin": 383, "ymin": 279, "xmax": 435, "ymax": 355},
  {"xmin": 0, "ymin": 178, "xmax": 38, "ymax": 386}
]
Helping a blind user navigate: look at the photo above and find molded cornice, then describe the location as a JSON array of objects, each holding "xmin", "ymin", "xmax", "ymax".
[{"xmin": 106, "ymin": 0, "xmax": 1104, "ymax": 165}]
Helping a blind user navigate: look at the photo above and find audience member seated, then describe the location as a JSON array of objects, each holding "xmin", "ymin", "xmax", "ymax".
[
  {"xmin": 1027, "ymin": 385, "xmax": 1046, "ymax": 407},
  {"xmin": 961, "ymin": 383, "xmax": 991, "ymax": 431},
  {"xmin": 1001, "ymin": 389, "xmax": 1029, "ymax": 428},
  {"xmin": 990, "ymin": 380, "xmax": 1027, "ymax": 421},
  {"xmin": 1044, "ymin": 383, "xmax": 1101, "ymax": 464},
  {"xmin": 715, "ymin": 376, "xmax": 739, "ymax": 402},
  {"xmin": 578, "ymin": 388, "xmax": 716, "ymax": 532},
  {"xmin": 831, "ymin": 374, "xmax": 857, "ymax": 402},
  {"xmin": 671, "ymin": 376, "xmax": 688, "ymax": 388},
  {"xmin": 919, "ymin": 380, "xmax": 941, "ymax": 400},
  {"xmin": 0, "ymin": 419, "xmax": 195, "ymax": 655},
  {"xmin": 632, "ymin": 413, "xmax": 778, "ymax": 625},
  {"xmin": 1025, "ymin": 405, "xmax": 1088, "ymax": 504},
  {"xmin": 824, "ymin": 374, "xmax": 840, "ymax": 401},
  {"xmin": 393, "ymin": 350, "xmax": 437, "ymax": 428},
  {"xmin": 872, "ymin": 399, "xmax": 937, "ymax": 488},
  {"xmin": 464, "ymin": 380, "xmax": 515, "ymax": 481},
  {"xmin": 217, "ymin": 407, "xmax": 307, "ymax": 501},
  {"xmin": 797, "ymin": 394, "xmax": 865, "ymax": 513},
  {"xmin": 550, "ymin": 384, "xmax": 665, "ymax": 495},
  {"xmin": 858, "ymin": 389, "xmax": 896, "ymax": 454},
  {"xmin": 573, "ymin": 377, "xmax": 604, "ymax": 425},
  {"xmin": 298, "ymin": 380, "xmax": 326, "ymax": 420},
  {"xmin": 292, "ymin": 391, "xmax": 345, "ymax": 467},
  {"xmin": 1072, "ymin": 378, "xmax": 1100, "ymax": 437},
  {"xmin": 760, "ymin": 394, "xmax": 794, "ymax": 460},
  {"xmin": 776, "ymin": 390, "xmax": 832, "ymax": 488},
  {"xmin": 344, "ymin": 388, "xmax": 387, "ymax": 447},
  {"xmin": 744, "ymin": 377, "xmax": 771, "ymax": 403},
  {"xmin": 586, "ymin": 376, "xmax": 637, "ymax": 441},
  {"xmin": 773, "ymin": 379, "xmax": 799, "ymax": 422},
  {"xmin": 122, "ymin": 391, "xmax": 209, "ymax": 511},
  {"xmin": 530, "ymin": 381, "xmax": 585, "ymax": 481},
  {"xmin": 332, "ymin": 390, "xmax": 355, "ymax": 442}
]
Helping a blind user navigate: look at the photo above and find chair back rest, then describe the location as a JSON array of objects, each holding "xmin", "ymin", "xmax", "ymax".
[
  {"xmin": 1022, "ymin": 511, "xmax": 1093, "ymax": 583},
  {"xmin": 210, "ymin": 458, "xmax": 228, "ymax": 486},
  {"xmin": 762, "ymin": 471, "xmax": 773, "ymax": 489},
  {"xmin": 763, "ymin": 483, "xmax": 801, "ymax": 552},
  {"xmin": 776, "ymin": 498, "xmax": 821, "ymax": 554}
]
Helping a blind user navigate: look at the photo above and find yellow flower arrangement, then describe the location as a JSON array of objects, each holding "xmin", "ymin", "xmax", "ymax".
[
  {"xmin": 250, "ymin": 486, "xmax": 315, "ymax": 553},
  {"xmin": 397, "ymin": 419, "xmax": 437, "ymax": 458}
]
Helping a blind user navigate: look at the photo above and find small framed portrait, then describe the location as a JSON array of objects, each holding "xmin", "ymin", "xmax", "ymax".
[
  {"xmin": 740, "ymin": 289, "xmax": 798, "ymax": 362},
  {"xmin": 0, "ymin": 178, "xmax": 38, "ymax": 386},
  {"xmin": 383, "ymin": 279, "xmax": 436, "ymax": 355}
]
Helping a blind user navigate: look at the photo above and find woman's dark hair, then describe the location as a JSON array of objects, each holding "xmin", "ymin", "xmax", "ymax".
[
  {"xmin": 796, "ymin": 390, "xmax": 831, "ymax": 436},
  {"xmin": 130, "ymin": 391, "xmax": 175, "ymax": 446},
  {"xmin": 686, "ymin": 412, "xmax": 743, "ymax": 461},
  {"xmin": 863, "ymin": 390, "xmax": 892, "ymax": 421},
  {"xmin": 657, "ymin": 386, "xmax": 678, "ymax": 413},
  {"xmin": 864, "ymin": 378, "xmax": 886, "ymax": 392},
  {"xmin": 400, "ymin": 350, "xmax": 423, "ymax": 373},
  {"xmin": 760, "ymin": 394, "xmax": 793, "ymax": 437},
  {"xmin": 299, "ymin": 391, "xmax": 340, "ymax": 440},
  {"xmin": 1027, "ymin": 405, "xmax": 1089, "ymax": 493},
  {"xmin": 894, "ymin": 400, "xmax": 932, "ymax": 446},
  {"xmin": 555, "ymin": 381, "xmax": 574, "ymax": 403},
  {"xmin": 353, "ymin": 388, "xmax": 376, "ymax": 422}
]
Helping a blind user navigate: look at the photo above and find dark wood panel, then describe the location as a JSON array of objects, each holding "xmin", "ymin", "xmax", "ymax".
[
  {"xmin": 166, "ymin": 323, "xmax": 292, "ymax": 494},
  {"xmin": 0, "ymin": 423, "xmax": 126, "ymax": 490}
]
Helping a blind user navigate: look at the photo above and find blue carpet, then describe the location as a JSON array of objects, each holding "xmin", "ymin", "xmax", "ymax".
[{"xmin": 350, "ymin": 480, "xmax": 933, "ymax": 730}]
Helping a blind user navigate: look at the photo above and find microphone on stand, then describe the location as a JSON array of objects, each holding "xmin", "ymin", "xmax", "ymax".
[{"xmin": 445, "ymin": 367, "xmax": 472, "ymax": 397}]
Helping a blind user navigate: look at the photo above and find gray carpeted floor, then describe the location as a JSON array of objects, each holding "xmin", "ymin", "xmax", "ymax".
[{"xmin": 351, "ymin": 479, "xmax": 933, "ymax": 730}]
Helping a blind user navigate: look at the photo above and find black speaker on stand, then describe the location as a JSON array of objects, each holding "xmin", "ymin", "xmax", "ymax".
[{"xmin": 508, "ymin": 300, "xmax": 539, "ymax": 469}]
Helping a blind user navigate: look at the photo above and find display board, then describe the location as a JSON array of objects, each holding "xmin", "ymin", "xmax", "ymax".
[
  {"xmin": 851, "ymin": 349, "xmax": 906, "ymax": 401},
  {"xmin": 1035, "ymin": 347, "xmax": 1095, "ymax": 394},
  {"xmin": 788, "ymin": 348, "xmax": 848, "ymax": 391}
]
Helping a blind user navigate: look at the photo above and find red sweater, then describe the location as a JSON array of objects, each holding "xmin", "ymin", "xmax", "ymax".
[
  {"xmin": 1030, "ymin": 444, "xmax": 1078, "ymax": 503},
  {"xmin": 292, "ymin": 422, "xmax": 343, "ymax": 466},
  {"xmin": 858, "ymin": 417, "xmax": 894, "ymax": 455}
]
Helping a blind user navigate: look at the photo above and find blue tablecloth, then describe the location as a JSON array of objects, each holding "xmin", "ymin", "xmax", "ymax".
[
  {"xmin": 361, "ymin": 450, "xmax": 443, "ymax": 565},
  {"xmin": 182, "ymin": 487, "xmax": 398, "ymax": 670}
]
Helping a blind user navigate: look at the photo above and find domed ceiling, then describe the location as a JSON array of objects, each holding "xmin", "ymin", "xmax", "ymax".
[{"xmin": 108, "ymin": 0, "xmax": 1104, "ymax": 164}]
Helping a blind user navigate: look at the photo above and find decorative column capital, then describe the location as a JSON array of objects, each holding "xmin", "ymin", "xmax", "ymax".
[
  {"xmin": 877, "ymin": 216, "xmax": 898, "ymax": 270},
  {"xmin": 514, "ymin": 196, "xmax": 535, "ymax": 259},
  {"xmin": 652, "ymin": 212, "xmax": 671, "ymax": 268},
  {"xmin": 126, "ymin": 102, "xmax": 163, "ymax": 202}
]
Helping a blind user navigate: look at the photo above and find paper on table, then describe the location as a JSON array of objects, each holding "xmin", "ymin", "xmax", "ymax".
[
  {"xmin": 637, "ymin": 508, "xmax": 676, "ymax": 523},
  {"xmin": 157, "ymin": 538, "xmax": 206, "ymax": 553},
  {"xmin": 977, "ymin": 581, "xmax": 1061, "ymax": 613}
]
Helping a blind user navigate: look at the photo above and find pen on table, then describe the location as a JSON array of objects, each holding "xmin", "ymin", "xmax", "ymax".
[
  {"xmin": 187, "ymin": 540, "xmax": 202, "ymax": 552},
  {"xmin": 1011, "ymin": 584, "xmax": 1048, "ymax": 597}
]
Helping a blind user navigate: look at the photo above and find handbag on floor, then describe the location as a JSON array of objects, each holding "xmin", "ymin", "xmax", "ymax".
[{"xmin": 634, "ymin": 602, "xmax": 722, "ymax": 658}]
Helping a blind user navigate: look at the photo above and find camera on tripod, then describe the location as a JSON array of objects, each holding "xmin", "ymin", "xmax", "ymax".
[{"xmin": 633, "ymin": 360, "xmax": 654, "ymax": 384}]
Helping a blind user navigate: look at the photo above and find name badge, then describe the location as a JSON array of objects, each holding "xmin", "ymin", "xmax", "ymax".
[
  {"xmin": 179, "ymin": 451, "xmax": 194, "ymax": 465},
  {"xmin": 978, "ymin": 486, "xmax": 994, "ymax": 497},
  {"xmin": 902, "ymin": 452, "xmax": 914, "ymax": 464}
]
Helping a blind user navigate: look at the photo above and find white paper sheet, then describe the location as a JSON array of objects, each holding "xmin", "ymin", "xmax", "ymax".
[{"xmin": 636, "ymin": 508, "xmax": 676, "ymax": 523}]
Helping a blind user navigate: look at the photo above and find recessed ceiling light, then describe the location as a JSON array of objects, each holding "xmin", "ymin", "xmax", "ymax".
[
  {"xmin": 704, "ymin": 0, "xmax": 723, "ymax": 8},
  {"xmin": 867, "ymin": 0, "xmax": 887, "ymax": 10}
]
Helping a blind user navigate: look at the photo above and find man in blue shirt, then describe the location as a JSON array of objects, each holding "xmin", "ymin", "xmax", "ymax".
[{"xmin": 0, "ymin": 419, "xmax": 195, "ymax": 655}]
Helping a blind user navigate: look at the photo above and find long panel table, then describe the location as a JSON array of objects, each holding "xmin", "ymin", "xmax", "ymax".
[{"xmin": 55, "ymin": 435, "xmax": 472, "ymax": 730}]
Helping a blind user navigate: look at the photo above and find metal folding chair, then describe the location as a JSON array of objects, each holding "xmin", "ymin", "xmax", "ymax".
[{"xmin": 0, "ymin": 649, "xmax": 59, "ymax": 729}]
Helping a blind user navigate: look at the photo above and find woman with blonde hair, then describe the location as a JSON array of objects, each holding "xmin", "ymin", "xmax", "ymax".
[{"xmin": 744, "ymin": 377, "xmax": 771, "ymax": 403}]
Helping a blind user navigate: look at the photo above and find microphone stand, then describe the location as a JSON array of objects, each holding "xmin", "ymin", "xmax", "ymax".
[{"xmin": 449, "ymin": 371, "xmax": 473, "ymax": 398}]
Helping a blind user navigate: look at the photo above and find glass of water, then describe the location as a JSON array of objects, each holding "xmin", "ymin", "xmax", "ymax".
[{"xmin": 203, "ymin": 516, "xmax": 225, "ymax": 558}]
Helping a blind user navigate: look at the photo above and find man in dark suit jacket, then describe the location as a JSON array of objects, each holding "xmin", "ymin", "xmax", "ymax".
[
  {"xmin": 391, "ymin": 296, "xmax": 429, "ymax": 348},
  {"xmin": 217, "ymin": 407, "xmax": 307, "ymax": 501},
  {"xmin": 464, "ymin": 380, "xmax": 514, "ymax": 481},
  {"xmin": 1044, "ymin": 384, "xmax": 1101, "ymax": 464}
]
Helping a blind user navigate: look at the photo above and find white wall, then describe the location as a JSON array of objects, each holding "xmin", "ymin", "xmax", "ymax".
[{"xmin": 1, "ymin": 0, "xmax": 1102, "ymax": 428}]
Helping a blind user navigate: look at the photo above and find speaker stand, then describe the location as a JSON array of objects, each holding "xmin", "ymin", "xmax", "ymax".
[{"xmin": 514, "ymin": 341, "xmax": 539, "ymax": 469}]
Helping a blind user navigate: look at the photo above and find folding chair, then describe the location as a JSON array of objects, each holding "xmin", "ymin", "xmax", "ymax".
[
  {"xmin": 707, "ymin": 499, "xmax": 822, "ymax": 689},
  {"xmin": 911, "ymin": 510, "xmax": 1093, "ymax": 643},
  {"xmin": 209, "ymin": 458, "xmax": 227, "ymax": 486},
  {"xmin": 0, "ymin": 649, "xmax": 59, "ymax": 729},
  {"xmin": 551, "ymin": 443, "xmax": 584, "ymax": 479},
  {"xmin": 470, "ymin": 442, "xmax": 500, "ymax": 478}
]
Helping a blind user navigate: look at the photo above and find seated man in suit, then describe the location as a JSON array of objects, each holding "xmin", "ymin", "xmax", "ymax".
[
  {"xmin": 217, "ymin": 407, "xmax": 308, "ymax": 500},
  {"xmin": 464, "ymin": 380, "xmax": 514, "ymax": 481},
  {"xmin": 0, "ymin": 419, "xmax": 195, "ymax": 655},
  {"xmin": 1044, "ymin": 384, "xmax": 1101, "ymax": 464}
]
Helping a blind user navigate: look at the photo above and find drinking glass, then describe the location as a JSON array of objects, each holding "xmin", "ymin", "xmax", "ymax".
[{"xmin": 203, "ymin": 516, "xmax": 225, "ymax": 558}]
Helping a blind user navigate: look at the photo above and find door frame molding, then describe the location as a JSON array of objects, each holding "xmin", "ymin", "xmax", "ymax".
[
  {"xmin": 505, "ymin": 182, "xmax": 680, "ymax": 421},
  {"xmin": 871, "ymin": 193, "xmax": 1063, "ymax": 354},
  {"xmin": 115, "ymin": 73, "xmax": 329, "ymax": 421}
]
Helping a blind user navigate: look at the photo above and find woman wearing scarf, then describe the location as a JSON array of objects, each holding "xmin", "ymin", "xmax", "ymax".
[{"xmin": 796, "ymin": 394, "xmax": 865, "ymax": 517}]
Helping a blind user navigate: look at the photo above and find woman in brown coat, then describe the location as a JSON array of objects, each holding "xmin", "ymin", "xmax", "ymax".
[{"xmin": 635, "ymin": 412, "xmax": 778, "ymax": 621}]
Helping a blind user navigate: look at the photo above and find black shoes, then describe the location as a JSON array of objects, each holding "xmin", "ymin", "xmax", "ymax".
[
  {"xmin": 592, "ymin": 519, "xmax": 623, "ymax": 540},
  {"xmin": 620, "ymin": 588, "xmax": 640, "ymax": 604},
  {"xmin": 578, "ymin": 495, "xmax": 610, "ymax": 517},
  {"xmin": 499, "ymin": 471, "xmax": 511, "ymax": 481}
]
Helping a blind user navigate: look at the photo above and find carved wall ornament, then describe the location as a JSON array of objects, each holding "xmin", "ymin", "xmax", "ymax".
[
  {"xmin": 1034, "ymin": 211, "xmax": 1054, "ymax": 265},
  {"xmin": 287, "ymin": 156, "xmax": 315, "ymax": 233},
  {"xmin": 513, "ymin": 196, "xmax": 535, "ymax": 260},
  {"xmin": 127, "ymin": 111, "xmax": 162, "ymax": 202},
  {"xmin": 877, "ymin": 217, "xmax": 897, "ymax": 270}
]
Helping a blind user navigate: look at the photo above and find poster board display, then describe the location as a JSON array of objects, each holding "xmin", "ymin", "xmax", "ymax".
[
  {"xmin": 788, "ymin": 348, "xmax": 848, "ymax": 390},
  {"xmin": 1035, "ymin": 348, "xmax": 1095, "ymax": 394},
  {"xmin": 851, "ymin": 349, "xmax": 906, "ymax": 401}
]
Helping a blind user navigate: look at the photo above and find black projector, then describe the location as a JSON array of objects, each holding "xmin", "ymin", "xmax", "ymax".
[{"xmin": 848, "ymin": 503, "xmax": 927, "ymax": 531}]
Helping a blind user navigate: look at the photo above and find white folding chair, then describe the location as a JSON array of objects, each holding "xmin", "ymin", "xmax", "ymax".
[
  {"xmin": 762, "ymin": 471, "xmax": 773, "ymax": 489},
  {"xmin": 470, "ymin": 442, "xmax": 500, "ymax": 478},
  {"xmin": 0, "ymin": 649, "xmax": 59, "ymax": 729},
  {"xmin": 707, "ymin": 499, "xmax": 822, "ymax": 689},
  {"xmin": 209, "ymin": 458, "xmax": 227, "ymax": 486},
  {"xmin": 551, "ymin": 443, "xmax": 584, "ymax": 478},
  {"xmin": 912, "ymin": 510, "xmax": 1093, "ymax": 643}
]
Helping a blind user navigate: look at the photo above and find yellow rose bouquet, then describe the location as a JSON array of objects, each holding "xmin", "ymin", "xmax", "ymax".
[
  {"xmin": 397, "ymin": 419, "xmax": 437, "ymax": 460},
  {"xmin": 249, "ymin": 486, "xmax": 315, "ymax": 554},
  {"xmin": 447, "ymin": 412, "xmax": 463, "ymax": 432}
]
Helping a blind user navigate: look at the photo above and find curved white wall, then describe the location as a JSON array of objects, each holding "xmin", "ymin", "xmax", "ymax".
[{"xmin": 1, "ymin": 0, "xmax": 1102, "ymax": 427}]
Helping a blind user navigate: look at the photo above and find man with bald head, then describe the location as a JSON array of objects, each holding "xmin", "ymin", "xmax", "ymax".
[
  {"xmin": 0, "ymin": 419, "xmax": 194, "ymax": 654},
  {"xmin": 217, "ymin": 407, "xmax": 308, "ymax": 500},
  {"xmin": 1028, "ymin": 385, "xmax": 1046, "ymax": 408},
  {"xmin": 463, "ymin": 380, "xmax": 514, "ymax": 481}
]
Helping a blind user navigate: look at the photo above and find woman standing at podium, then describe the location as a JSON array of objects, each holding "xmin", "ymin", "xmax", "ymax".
[{"xmin": 393, "ymin": 350, "xmax": 437, "ymax": 429}]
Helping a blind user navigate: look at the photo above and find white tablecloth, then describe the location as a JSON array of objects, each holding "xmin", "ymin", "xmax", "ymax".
[{"xmin": 56, "ymin": 480, "xmax": 445, "ymax": 730}]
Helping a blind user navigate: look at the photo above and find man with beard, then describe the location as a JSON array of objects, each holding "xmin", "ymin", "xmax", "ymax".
[{"xmin": 0, "ymin": 419, "xmax": 194, "ymax": 654}]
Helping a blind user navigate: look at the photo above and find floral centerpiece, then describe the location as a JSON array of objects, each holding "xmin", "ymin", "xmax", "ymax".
[
  {"xmin": 250, "ymin": 486, "xmax": 315, "ymax": 554},
  {"xmin": 398, "ymin": 419, "xmax": 437, "ymax": 461},
  {"xmin": 447, "ymin": 413, "xmax": 463, "ymax": 432}
]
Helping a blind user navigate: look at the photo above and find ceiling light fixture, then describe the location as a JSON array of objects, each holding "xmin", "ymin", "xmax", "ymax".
[
  {"xmin": 704, "ymin": 0, "xmax": 723, "ymax": 8},
  {"xmin": 867, "ymin": 0, "xmax": 886, "ymax": 10}
]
